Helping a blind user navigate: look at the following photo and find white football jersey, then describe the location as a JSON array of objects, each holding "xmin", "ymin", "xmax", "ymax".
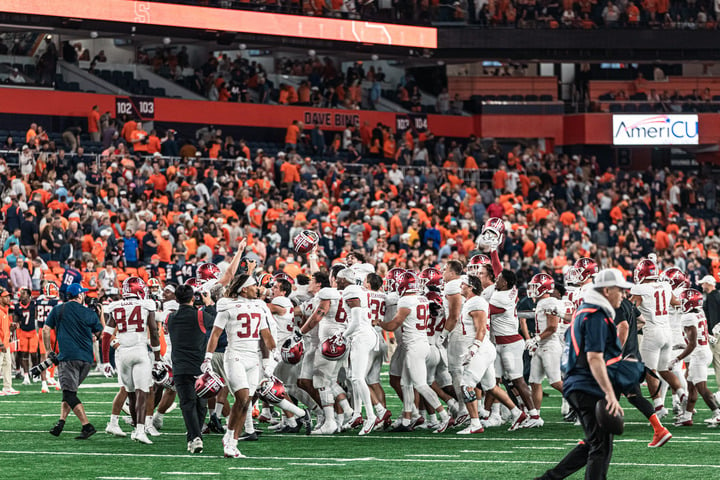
[
  {"xmin": 385, "ymin": 291, "xmax": 401, "ymax": 345},
  {"xmin": 300, "ymin": 296, "xmax": 320, "ymax": 347},
  {"xmin": 631, "ymin": 282, "xmax": 673, "ymax": 329},
  {"xmin": 557, "ymin": 296, "xmax": 575, "ymax": 338},
  {"xmin": 215, "ymin": 297, "xmax": 270, "ymax": 355},
  {"xmin": 535, "ymin": 296, "xmax": 562, "ymax": 344},
  {"xmin": 342, "ymin": 285, "xmax": 374, "ymax": 336},
  {"xmin": 398, "ymin": 294, "xmax": 430, "ymax": 346},
  {"xmin": 271, "ymin": 296, "xmax": 295, "ymax": 344},
  {"xmin": 459, "ymin": 295, "xmax": 490, "ymax": 341},
  {"xmin": 443, "ymin": 278, "xmax": 464, "ymax": 332},
  {"xmin": 368, "ymin": 290, "xmax": 387, "ymax": 327},
  {"xmin": 317, "ymin": 287, "xmax": 344, "ymax": 341},
  {"xmin": 424, "ymin": 293, "xmax": 445, "ymax": 345},
  {"xmin": 681, "ymin": 310, "xmax": 711, "ymax": 357},
  {"xmin": 480, "ymin": 284, "xmax": 495, "ymax": 302},
  {"xmin": 669, "ymin": 287, "xmax": 685, "ymax": 347},
  {"xmin": 489, "ymin": 286, "xmax": 519, "ymax": 337},
  {"xmin": 108, "ymin": 298, "xmax": 156, "ymax": 348}
]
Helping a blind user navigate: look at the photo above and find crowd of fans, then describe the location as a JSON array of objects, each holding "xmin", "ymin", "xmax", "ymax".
[
  {"xmin": 144, "ymin": 0, "xmax": 720, "ymax": 28},
  {"xmin": 0, "ymin": 114, "xmax": 717, "ymax": 305}
]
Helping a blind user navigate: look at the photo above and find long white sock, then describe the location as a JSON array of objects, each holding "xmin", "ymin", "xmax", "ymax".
[
  {"xmin": 278, "ymin": 398, "xmax": 304, "ymax": 417},
  {"xmin": 244, "ymin": 412, "xmax": 255, "ymax": 434},
  {"xmin": 286, "ymin": 416, "xmax": 297, "ymax": 427},
  {"xmin": 145, "ymin": 415, "xmax": 153, "ymax": 427},
  {"xmin": 375, "ymin": 403, "xmax": 387, "ymax": 417},
  {"xmin": 214, "ymin": 403, "xmax": 224, "ymax": 416},
  {"xmin": 110, "ymin": 414, "xmax": 119, "ymax": 426},
  {"xmin": 323, "ymin": 405, "xmax": 335, "ymax": 424}
]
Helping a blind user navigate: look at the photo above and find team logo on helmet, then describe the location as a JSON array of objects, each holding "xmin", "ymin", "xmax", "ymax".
[
  {"xmin": 633, "ymin": 258, "xmax": 659, "ymax": 284},
  {"xmin": 419, "ymin": 267, "xmax": 443, "ymax": 290},
  {"xmin": 197, "ymin": 263, "xmax": 221, "ymax": 282},
  {"xmin": 293, "ymin": 230, "xmax": 320, "ymax": 255},
  {"xmin": 122, "ymin": 277, "xmax": 147, "ymax": 299},
  {"xmin": 478, "ymin": 217, "xmax": 505, "ymax": 250},
  {"xmin": 397, "ymin": 271, "xmax": 420, "ymax": 297},
  {"xmin": 258, "ymin": 375, "xmax": 286, "ymax": 404},
  {"xmin": 528, "ymin": 273, "xmax": 554, "ymax": 299},
  {"xmin": 660, "ymin": 267, "xmax": 688, "ymax": 292},
  {"xmin": 574, "ymin": 258, "xmax": 599, "ymax": 284},
  {"xmin": 467, "ymin": 254, "xmax": 491, "ymax": 277},
  {"xmin": 679, "ymin": 288, "xmax": 703, "ymax": 313},
  {"xmin": 321, "ymin": 334, "xmax": 348, "ymax": 361},
  {"xmin": 44, "ymin": 282, "xmax": 59, "ymax": 298},
  {"xmin": 195, "ymin": 370, "xmax": 225, "ymax": 399},
  {"xmin": 280, "ymin": 337, "xmax": 305, "ymax": 364},
  {"xmin": 383, "ymin": 268, "xmax": 406, "ymax": 293}
]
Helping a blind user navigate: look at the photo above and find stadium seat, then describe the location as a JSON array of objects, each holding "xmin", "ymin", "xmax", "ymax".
[
  {"xmin": 525, "ymin": 94, "xmax": 538, "ymax": 102},
  {"xmin": 539, "ymin": 94, "xmax": 553, "ymax": 101},
  {"xmin": 609, "ymin": 103, "xmax": 623, "ymax": 112},
  {"xmin": 623, "ymin": 103, "xmax": 638, "ymax": 112}
]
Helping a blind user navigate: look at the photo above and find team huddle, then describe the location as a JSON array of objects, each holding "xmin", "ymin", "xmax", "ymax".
[{"xmin": 20, "ymin": 217, "xmax": 720, "ymax": 458}]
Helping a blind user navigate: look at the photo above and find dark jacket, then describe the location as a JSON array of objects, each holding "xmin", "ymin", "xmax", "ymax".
[
  {"xmin": 704, "ymin": 289, "xmax": 720, "ymax": 333},
  {"xmin": 168, "ymin": 304, "xmax": 209, "ymax": 376}
]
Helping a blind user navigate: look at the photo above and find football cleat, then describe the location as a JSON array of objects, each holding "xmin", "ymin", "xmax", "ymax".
[
  {"xmin": 152, "ymin": 415, "xmax": 163, "ymax": 431},
  {"xmin": 280, "ymin": 423, "xmax": 302, "ymax": 434},
  {"xmin": 105, "ymin": 423, "xmax": 127, "ymax": 437},
  {"xmin": 257, "ymin": 412, "xmax": 273, "ymax": 423},
  {"xmin": 454, "ymin": 413, "xmax": 469, "ymax": 426},
  {"xmin": 311, "ymin": 420, "xmax": 338, "ymax": 435},
  {"xmin": 563, "ymin": 411, "xmax": 577, "ymax": 423},
  {"xmin": 41, "ymin": 381, "xmax": 49, "ymax": 393},
  {"xmin": 342, "ymin": 413, "xmax": 363, "ymax": 431},
  {"xmin": 208, "ymin": 413, "xmax": 225, "ymax": 433},
  {"xmin": 673, "ymin": 412, "xmax": 693, "ymax": 427},
  {"xmin": 391, "ymin": 423, "xmax": 413, "ymax": 432},
  {"xmin": 374, "ymin": 410, "xmax": 392, "ymax": 431},
  {"xmin": 410, "ymin": 415, "xmax": 425, "ymax": 429},
  {"xmin": 457, "ymin": 424, "xmax": 484, "ymax": 435},
  {"xmin": 523, "ymin": 415, "xmax": 544, "ymax": 428},
  {"xmin": 655, "ymin": 406, "xmax": 669, "ymax": 421},
  {"xmin": 145, "ymin": 424, "xmax": 161, "ymax": 437},
  {"xmin": 22, "ymin": 376, "xmax": 31, "ymax": 386},
  {"xmin": 481, "ymin": 414, "xmax": 503, "ymax": 428},
  {"xmin": 133, "ymin": 429, "xmax": 153, "ymax": 445},
  {"xmin": 432, "ymin": 416, "xmax": 451, "ymax": 434},
  {"xmin": 49, "ymin": 419, "xmax": 65, "ymax": 436},
  {"xmin": 509, "ymin": 412, "xmax": 528, "ymax": 431},
  {"xmin": 224, "ymin": 444, "xmax": 246, "ymax": 459},
  {"xmin": 75, "ymin": 423, "xmax": 97, "ymax": 440},
  {"xmin": 268, "ymin": 421, "xmax": 286, "ymax": 431},
  {"xmin": 301, "ymin": 410, "xmax": 312, "ymax": 435},
  {"xmin": 359, "ymin": 418, "xmax": 375, "ymax": 436},
  {"xmin": 648, "ymin": 428, "xmax": 672, "ymax": 448},
  {"xmin": 238, "ymin": 432, "xmax": 259, "ymax": 441}
]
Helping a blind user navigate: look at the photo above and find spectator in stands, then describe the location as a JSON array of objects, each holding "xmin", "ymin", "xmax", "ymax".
[
  {"xmin": 602, "ymin": 1, "xmax": 620, "ymax": 27},
  {"xmin": 10, "ymin": 258, "xmax": 32, "ymax": 293},
  {"xmin": 88, "ymin": 106, "xmax": 101, "ymax": 143},
  {"xmin": 451, "ymin": 94, "xmax": 464, "ymax": 115},
  {"xmin": 9, "ymin": 69, "xmax": 25, "ymax": 85}
]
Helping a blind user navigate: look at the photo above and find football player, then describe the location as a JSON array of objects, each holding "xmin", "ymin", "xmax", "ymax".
[
  {"xmin": 14, "ymin": 288, "xmax": 38, "ymax": 387},
  {"xmin": 205, "ymin": 273, "xmax": 276, "ymax": 459},
  {"xmin": 458, "ymin": 275, "xmax": 525, "ymax": 434},
  {"xmin": 151, "ymin": 284, "xmax": 180, "ymax": 431},
  {"xmin": 380, "ymin": 271, "xmax": 452, "ymax": 433},
  {"xmin": 384, "ymin": 267, "xmax": 408, "ymax": 424},
  {"xmin": 489, "ymin": 270, "xmax": 542, "ymax": 428},
  {"xmin": 630, "ymin": 257, "xmax": 687, "ymax": 418},
  {"xmin": 101, "ymin": 277, "xmax": 162, "ymax": 444},
  {"xmin": 37, "ymin": 282, "xmax": 61, "ymax": 391},
  {"xmin": 337, "ymin": 268, "xmax": 378, "ymax": 435},
  {"xmin": 660, "ymin": 267, "xmax": 690, "ymax": 415},
  {"xmin": 672, "ymin": 289, "xmax": 720, "ymax": 426},
  {"xmin": 572, "ymin": 258, "xmax": 599, "ymax": 308},
  {"xmin": 438, "ymin": 260, "xmax": 470, "ymax": 424},
  {"xmin": 365, "ymin": 272, "xmax": 392, "ymax": 430},
  {"xmin": 525, "ymin": 273, "xmax": 563, "ymax": 414}
]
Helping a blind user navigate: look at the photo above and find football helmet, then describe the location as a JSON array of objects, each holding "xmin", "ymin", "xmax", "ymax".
[
  {"xmin": 147, "ymin": 277, "xmax": 161, "ymax": 292},
  {"xmin": 280, "ymin": 336, "xmax": 304, "ymax": 364},
  {"xmin": 197, "ymin": 263, "xmax": 221, "ymax": 282},
  {"xmin": 195, "ymin": 370, "xmax": 225, "ymax": 399},
  {"xmin": 660, "ymin": 267, "xmax": 688, "ymax": 292},
  {"xmin": 257, "ymin": 273, "xmax": 274, "ymax": 288},
  {"xmin": 574, "ymin": 257, "xmax": 599, "ymax": 284},
  {"xmin": 258, "ymin": 375, "xmax": 286, "ymax": 404},
  {"xmin": 419, "ymin": 267, "xmax": 443, "ymax": 289},
  {"xmin": 528, "ymin": 273, "xmax": 555, "ymax": 299},
  {"xmin": 633, "ymin": 258, "xmax": 659, "ymax": 284},
  {"xmin": 425, "ymin": 290, "xmax": 443, "ymax": 318},
  {"xmin": 321, "ymin": 333, "xmax": 348, "ymax": 361},
  {"xmin": 383, "ymin": 268, "xmax": 406, "ymax": 293},
  {"xmin": 564, "ymin": 266, "xmax": 581, "ymax": 287},
  {"xmin": 184, "ymin": 277, "xmax": 204, "ymax": 291},
  {"xmin": 478, "ymin": 217, "xmax": 505, "ymax": 250},
  {"xmin": 122, "ymin": 277, "xmax": 147, "ymax": 299},
  {"xmin": 293, "ymin": 230, "xmax": 320, "ymax": 255},
  {"xmin": 152, "ymin": 361, "xmax": 174, "ymax": 389},
  {"xmin": 274, "ymin": 272, "xmax": 295, "ymax": 285},
  {"xmin": 679, "ymin": 288, "xmax": 703, "ymax": 313},
  {"xmin": 397, "ymin": 271, "xmax": 420, "ymax": 297},
  {"xmin": 44, "ymin": 282, "xmax": 59, "ymax": 298},
  {"xmin": 467, "ymin": 254, "xmax": 491, "ymax": 277}
]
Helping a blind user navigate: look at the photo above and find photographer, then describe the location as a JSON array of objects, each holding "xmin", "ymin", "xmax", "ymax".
[
  {"xmin": 167, "ymin": 284, "xmax": 213, "ymax": 454},
  {"xmin": 42, "ymin": 284, "xmax": 103, "ymax": 439}
]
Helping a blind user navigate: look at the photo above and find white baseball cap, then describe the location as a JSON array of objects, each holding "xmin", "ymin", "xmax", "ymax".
[
  {"xmin": 593, "ymin": 268, "xmax": 634, "ymax": 289},
  {"xmin": 699, "ymin": 275, "xmax": 717, "ymax": 287}
]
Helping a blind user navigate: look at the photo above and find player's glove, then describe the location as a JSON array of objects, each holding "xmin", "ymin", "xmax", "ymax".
[
  {"xmin": 293, "ymin": 327, "xmax": 303, "ymax": 343},
  {"xmin": 437, "ymin": 329, "xmax": 450, "ymax": 346},
  {"xmin": 525, "ymin": 335, "xmax": 540, "ymax": 356},
  {"xmin": 462, "ymin": 341, "xmax": 481, "ymax": 367},
  {"xmin": 709, "ymin": 335, "xmax": 718, "ymax": 345},
  {"xmin": 713, "ymin": 324, "xmax": 720, "ymax": 337},
  {"xmin": 102, "ymin": 363, "xmax": 115, "ymax": 378},
  {"xmin": 152, "ymin": 361, "xmax": 165, "ymax": 378},
  {"xmin": 201, "ymin": 355, "xmax": 213, "ymax": 374},
  {"xmin": 667, "ymin": 357, "xmax": 680, "ymax": 371}
]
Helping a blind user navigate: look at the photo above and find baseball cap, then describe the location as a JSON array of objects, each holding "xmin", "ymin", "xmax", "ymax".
[
  {"xmin": 0, "ymin": 288, "xmax": 9, "ymax": 297},
  {"xmin": 592, "ymin": 269, "xmax": 633, "ymax": 290},
  {"xmin": 699, "ymin": 275, "xmax": 717, "ymax": 287},
  {"xmin": 151, "ymin": 254, "xmax": 160, "ymax": 261},
  {"xmin": 67, "ymin": 284, "xmax": 89, "ymax": 298}
]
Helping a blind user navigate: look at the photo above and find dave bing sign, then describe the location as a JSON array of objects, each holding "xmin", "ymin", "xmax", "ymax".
[{"xmin": 613, "ymin": 114, "xmax": 699, "ymax": 146}]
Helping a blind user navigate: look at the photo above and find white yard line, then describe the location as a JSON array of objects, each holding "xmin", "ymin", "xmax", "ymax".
[
  {"xmin": 228, "ymin": 467, "xmax": 284, "ymax": 471},
  {"xmin": 97, "ymin": 477, "xmax": 152, "ymax": 480},
  {"xmin": 161, "ymin": 473, "xmax": 220, "ymax": 476}
]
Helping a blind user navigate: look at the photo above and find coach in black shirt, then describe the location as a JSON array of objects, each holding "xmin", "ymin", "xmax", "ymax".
[{"xmin": 167, "ymin": 285, "xmax": 211, "ymax": 454}]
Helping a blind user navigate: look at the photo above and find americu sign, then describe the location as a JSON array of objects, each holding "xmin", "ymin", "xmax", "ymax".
[{"xmin": 612, "ymin": 114, "xmax": 699, "ymax": 146}]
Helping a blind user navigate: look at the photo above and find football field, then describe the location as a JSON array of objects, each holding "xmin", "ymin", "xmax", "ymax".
[{"xmin": 1, "ymin": 374, "xmax": 719, "ymax": 480}]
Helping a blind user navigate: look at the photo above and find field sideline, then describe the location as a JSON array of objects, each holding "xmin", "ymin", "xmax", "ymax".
[{"xmin": 1, "ymin": 374, "xmax": 718, "ymax": 480}]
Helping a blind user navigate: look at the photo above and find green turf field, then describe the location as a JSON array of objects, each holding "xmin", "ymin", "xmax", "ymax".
[{"xmin": 1, "ymin": 373, "xmax": 719, "ymax": 480}]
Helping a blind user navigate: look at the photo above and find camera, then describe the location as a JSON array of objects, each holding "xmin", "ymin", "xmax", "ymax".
[{"xmin": 30, "ymin": 351, "xmax": 59, "ymax": 378}]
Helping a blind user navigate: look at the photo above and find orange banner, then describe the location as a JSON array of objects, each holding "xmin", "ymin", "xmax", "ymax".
[{"xmin": 0, "ymin": 0, "xmax": 437, "ymax": 49}]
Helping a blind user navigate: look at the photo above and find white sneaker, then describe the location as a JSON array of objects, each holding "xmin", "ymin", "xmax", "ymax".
[
  {"xmin": 481, "ymin": 414, "xmax": 503, "ymax": 428},
  {"xmin": 122, "ymin": 415, "xmax": 134, "ymax": 425},
  {"xmin": 359, "ymin": 418, "xmax": 375, "ymax": 436},
  {"xmin": 105, "ymin": 423, "xmax": 127, "ymax": 437},
  {"xmin": 190, "ymin": 437, "xmax": 203, "ymax": 453},
  {"xmin": 655, "ymin": 407, "xmax": 669, "ymax": 421},
  {"xmin": 458, "ymin": 424, "xmax": 484, "ymax": 434},
  {"xmin": 509, "ymin": 412, "xmax": 528, "ymax": 431},
  {"xmin": 224, "ymin": 444, "xmax": 246, "ymax": 458},
  {"xmin": 500, "ymin": 404, "xmax": 512, "ymax": 423},
  {"xmin": 145, "ymin": 424, "xmax": 161, "ymax": 437},
  {"xmin": 22, "ymin": 376, "xmax": 31, "ymax": 386},
  {"xmin": 41, "ymin": 381, "xmax": 49, "ymax": 393},
  {"xmin": 673, "ymin": 412, "xmax": 693, "ymax": 427},
  {"xmin": 130, "ymin": 429, "xmax": 137, "ymax": 441},
  {"xmin": 269, "ymin": 421, "xmax": 286, "ymax": 431},
  {"xmin": 134, "ymin": 429, "xmax": 153, "ymax": 444},
  {"xmin": 342, "ymin": 413, "xmax": 363, "ymax": 431},
  {"xmin": 432, "ymin": 416, "xmax": 451, "ymax": 434},
  {"xmin": 47, "ymin": 378, "xmax": 58, "ymax": 387},
  {"xmin": 311, "ymin": 420, "xmax": 337, "ymax": 435},
  {"xmin": 152, "ymin": 415, "xmax": 163, "ymax": 431},
  {"xmin": 704, "ymin": 413, "xmax": 720, "ymax": 426}
]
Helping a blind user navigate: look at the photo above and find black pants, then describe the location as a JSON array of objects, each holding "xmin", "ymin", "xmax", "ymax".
[
  {"xmin": 174, "ymin": 374, "xmax": 207, "ymax": 443},
  {"xmin": 622, "ymin": 383, "xmax": 655, "ymax": 419},
  {"xmin": 537, "ymin": 391, "xmax": 614, "ymax": 480}
]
